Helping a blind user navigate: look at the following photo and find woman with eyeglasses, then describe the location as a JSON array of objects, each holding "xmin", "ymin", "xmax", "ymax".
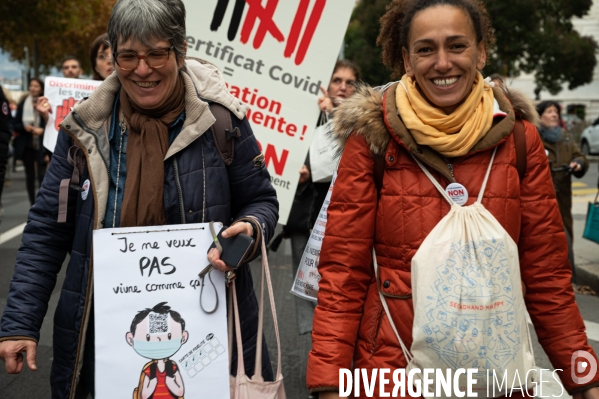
[{"xmin": 0, "ymin": 0, "xmax": 278, "ymax": 397}]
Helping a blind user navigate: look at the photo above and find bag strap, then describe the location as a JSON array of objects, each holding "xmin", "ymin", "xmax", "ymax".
[
  {"xmin": 198, "ymin": 264, "xmax": 218, "ymax": 314},
  {"xmin": 58, "ymin": 145, "xmax": 86, "ymax": 223},
  {"xmin": 230, "ymin": 225, "xmax": 283, "ymax": 380},
  {"xmin": 209, "ymin": 102, "xmax": 240, "ymax": 166},
  {"xmin": 513, "ymin": 120, "xmax": 527, "ymax": 182},
  {"xmin": 372, "ymin": 248, "xmax": 413, "ymax": 364}
]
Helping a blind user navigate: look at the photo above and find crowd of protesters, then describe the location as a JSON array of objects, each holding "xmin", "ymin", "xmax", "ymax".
[{"xmin": 0, "ymin": 0, "xmax": 598, "ymax": 399}]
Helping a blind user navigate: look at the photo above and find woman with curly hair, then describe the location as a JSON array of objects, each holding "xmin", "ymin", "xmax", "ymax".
[{"xmin": 306, "ymin": 0, "xmax": 599, "ymax": 398}]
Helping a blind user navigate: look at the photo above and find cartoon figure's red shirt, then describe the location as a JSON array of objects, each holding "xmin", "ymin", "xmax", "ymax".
[{"xmin": 144, "ymin": 363, "xmax": 179, "ymax": 398}]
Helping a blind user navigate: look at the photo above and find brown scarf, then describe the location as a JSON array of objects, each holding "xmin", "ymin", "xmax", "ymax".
[{"xmin": 119, "ymin": 74, "xmax": 186, "ymax": 227}]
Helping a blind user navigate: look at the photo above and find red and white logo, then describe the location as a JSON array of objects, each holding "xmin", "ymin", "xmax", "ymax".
[
  {"xmin": 210, "ymin": 0, "xmax": 326, "ymax": 65},
  {"xmin": 571, "ymin": 350, "xmax": 598, "ymax": 384}
]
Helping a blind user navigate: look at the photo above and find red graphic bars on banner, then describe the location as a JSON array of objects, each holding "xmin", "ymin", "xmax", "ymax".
[
  {"xmin": 55, "ymin": 97, "xmax": 77, "ymax": 131},
  {"xmin": 210, "ymin": 0, "xmax": 326, "ymax": 65}
]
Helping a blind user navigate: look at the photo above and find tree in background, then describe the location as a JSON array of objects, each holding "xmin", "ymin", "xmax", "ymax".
[
  {"xmin": 344, "ymin": 0, "xmax": 392, "ymax": 87},
  {"xmin": 344, "ymin": 0, "xmax": 598, "ymax": 96},
  {"xmin": 0, "ymin": 0, "xmax": 114, "ymax": 77},
  {"xmin": 487, "ymin": 0, "xmax": 597, "ymax": 96}
]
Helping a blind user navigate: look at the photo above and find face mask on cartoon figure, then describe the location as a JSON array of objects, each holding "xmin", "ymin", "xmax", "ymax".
[{"xmin": 133, "ymin": 338, "xmax": 182, "ymax": 360}]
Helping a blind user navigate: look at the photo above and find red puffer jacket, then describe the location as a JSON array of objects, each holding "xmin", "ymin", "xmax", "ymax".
[{"xmin": 307, "ymin": 83, "xmax": 599, "ymax": 397}]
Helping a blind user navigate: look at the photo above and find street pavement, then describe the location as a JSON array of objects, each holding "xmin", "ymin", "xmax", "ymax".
[{"xmin": 0, "ymin": 165, "xmax": 598, "ymax": 399}]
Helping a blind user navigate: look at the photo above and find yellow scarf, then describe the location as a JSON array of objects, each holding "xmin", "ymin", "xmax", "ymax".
[{"xmin": 395, "ymin": 72, "xmax": 494, "ymax": 157}]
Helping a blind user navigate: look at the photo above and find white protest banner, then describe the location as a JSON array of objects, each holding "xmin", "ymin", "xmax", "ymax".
[
  {"xmin": 184, "ymin": 0, "xmax": 353, "ymax": 224},
  {"xmin": 93, "ymin": 223, "xmax": 229, "ymax": 399},
  {"xmin": 43, "ymin": 77, "xmax": 102, "ymax": 152},
  {"xmin": 291, "ymin": 172, "xmax": 335, "ymax": 301}
]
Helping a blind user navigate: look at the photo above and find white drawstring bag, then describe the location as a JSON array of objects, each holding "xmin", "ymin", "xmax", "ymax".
[{"xmin": 375, "ymin": 148, "xmax": 536, "ymax": 398}]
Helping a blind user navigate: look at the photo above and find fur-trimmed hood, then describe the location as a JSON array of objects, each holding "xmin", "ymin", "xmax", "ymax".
[{"xmin": 330, "ymin": 82, "xmax": 539, "ymax": 156}]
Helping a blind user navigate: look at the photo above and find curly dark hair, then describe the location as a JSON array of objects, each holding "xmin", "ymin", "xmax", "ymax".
[{"xmin": 377, "ymin": 0, "xmax": 495, "ymax": 77}]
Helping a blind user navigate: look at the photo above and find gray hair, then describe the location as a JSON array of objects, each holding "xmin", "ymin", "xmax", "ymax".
[{"xmin": 107, "ymin": 0, "xmax": 186, "ymax": 61}]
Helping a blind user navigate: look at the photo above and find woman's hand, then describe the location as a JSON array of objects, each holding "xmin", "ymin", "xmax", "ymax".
[
  {"xmin": 31, "ymin": 126, "xmax": 44, "ymax": 136},
  {"xmin": 206, "ymin": 222, "xmax": 254, "ymax": 272},
  {"xmin": 299, "ymin": 164, "xmax": 310, "ymax": 184},
  {"xmin": 573, "ymin": 387, "xmax": 599, "ymax": 399},
  {"xmin": 318, "ymin": 86, "xmax": 334, "ymax": 113},
  {"xmin": 569, "ymin": 161, "xmax": 582, "ymax": 173},
  {"xmin": 34, "ymin": 97, "xmax": 52, "ymax": 120},
  {"xmin": 0, "ymin": 340, "xmax": 37, "ymax": 374}
]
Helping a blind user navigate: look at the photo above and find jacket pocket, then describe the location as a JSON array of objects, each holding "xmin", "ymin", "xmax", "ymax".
[
  {"xmin": 377, "ymin": 264, "xmax": 412, "ymax": 299},
  {"xmin": 369, "ymin": 301, "xmax": 384, "ymax": 357}
]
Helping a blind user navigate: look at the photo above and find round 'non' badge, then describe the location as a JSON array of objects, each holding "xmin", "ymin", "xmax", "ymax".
[{"xmin": 446, "ymin": 183, "xmax": 468, "ymax": 206}]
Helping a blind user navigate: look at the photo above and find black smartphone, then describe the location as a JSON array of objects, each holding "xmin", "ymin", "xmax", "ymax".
[{"xmin": 208, "ymin": 225, "xmax": 254, "ymax": 269}]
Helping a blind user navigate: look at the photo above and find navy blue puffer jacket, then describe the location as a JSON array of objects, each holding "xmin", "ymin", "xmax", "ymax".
[{"xmin": 0, "ymin": 59, "xmax": 278, "ymax": 398}]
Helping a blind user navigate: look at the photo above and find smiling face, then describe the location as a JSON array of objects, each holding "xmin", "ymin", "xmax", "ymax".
[
  {"xmin": 115, "ymin": 38, "xmax": 183, "ymax": 110},
  {"xmin": 540, "ymin": 105, "xmax": 560, "ymax": 128},
  {"xmin": 402, "ymin": 5, "xmax": 486, "ymax": 114},
  {"xmin": 29, "ymin": 80, "xmax": 42, "ymax": 98}
]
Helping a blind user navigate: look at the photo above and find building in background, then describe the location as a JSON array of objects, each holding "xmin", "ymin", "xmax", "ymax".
[{"xmin": 508, "ymin": 1, "xmax": 599, "ymax": 122}]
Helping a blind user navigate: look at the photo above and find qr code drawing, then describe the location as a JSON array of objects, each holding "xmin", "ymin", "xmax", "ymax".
[{"xmin": 148, "ymin": 313, "xmax": 169, "ymax": 334}]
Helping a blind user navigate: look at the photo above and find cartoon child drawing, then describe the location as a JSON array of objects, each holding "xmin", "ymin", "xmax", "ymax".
[{"xmin": 126, "ymin": 302, "xmax": 189, "ymax": 399}]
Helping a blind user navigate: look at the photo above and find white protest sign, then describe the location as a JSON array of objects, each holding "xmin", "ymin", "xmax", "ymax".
[
  {"xmin": 291, "ymin": 172, "xmax": 335, "ymax": 301},
  {"xmin": 43, "ymin": 77, "xmax": 102, "ymax": 153},
  {"xmin": 93, "ymin": 223, "xmax": 229, "ymax": 399},
  {"xmin": 184, "ymin": 0, "xmax": 353, "ymax": 224}
]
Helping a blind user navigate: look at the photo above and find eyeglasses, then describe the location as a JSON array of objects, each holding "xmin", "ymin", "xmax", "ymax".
[{"xmin": 113, "ymin": 46, "xmax": 174, "ymax": 71}]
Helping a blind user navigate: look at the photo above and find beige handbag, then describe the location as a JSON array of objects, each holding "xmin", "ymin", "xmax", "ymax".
[{"xmin": 228, "ymin": 236, "xmax": 286, "ymax": 399}]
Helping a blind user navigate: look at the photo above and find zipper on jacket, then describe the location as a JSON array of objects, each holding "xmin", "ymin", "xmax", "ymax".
[
  {"xmin": 173, "ymin": 157, "xmax": 186, "ymax": 223},
  {"xmin": 447, "ymin": 162, "xmax": 455, "ymax": 180},
  {"xmin": 71, "ymin": 111, "xmax": 112, "ymax": 184}
]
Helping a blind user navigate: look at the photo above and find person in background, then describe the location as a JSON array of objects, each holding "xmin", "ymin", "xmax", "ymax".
[
  {"xmin": 536, "ymin": 100, "xmax": 588, "ymax": 280},
  {"xmin": 307, "ymin": 0, "xmax": 599, "ymax": 398},
  {"xmin": 0, "ymin": 0, "xmax": 278, "ymax": 398},
  {"xmin": 317, "ymin": 59, "xmax": 360, "ymax": 116},
  {"xmin": 0, "ymin": 84, "xmax": 11, "ymax": 216},
  {"xmin": 90, "ymin": 33, "xmax": 114, "ymax": 80},
  {"xmin": 279, "ymin": 59, "xmax": 361, "ymax": 325},
  {"xmin": 61, "ymin": 55, "xmax": 83, "ymax": 78},
  {"xmin": 12, "ymin": 78, "xmax": 48, "ymax": 205},
  {"xmin": 312, "ymin": 60, "xmax": 360, "ymax": 224}
]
